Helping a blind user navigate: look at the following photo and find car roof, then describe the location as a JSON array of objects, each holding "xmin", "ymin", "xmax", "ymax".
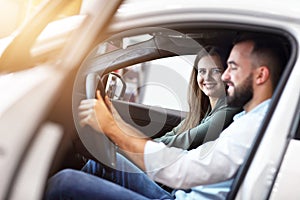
[
  {"xmin": 108, "ymin": 0, "xmax": 300, "ymax": 33},
  {"xmin": 117, "ymin": 0, "xmax": 300, "ymax": 19}
]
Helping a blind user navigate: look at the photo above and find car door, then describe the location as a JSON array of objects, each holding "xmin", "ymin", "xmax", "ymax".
[{"xmin": 0, "ymin": 0, "xmax": 123, "ymax": 199}]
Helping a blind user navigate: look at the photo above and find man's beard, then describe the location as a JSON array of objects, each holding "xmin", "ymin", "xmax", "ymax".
[{"xmin": 226, "ymin": 74, "xmax": 253, "ymax": 108}]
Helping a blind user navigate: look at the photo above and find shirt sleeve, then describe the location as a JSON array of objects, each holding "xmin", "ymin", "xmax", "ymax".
[
  {"xmin": 153, "ymin": 120, "xmax": 183, "ymax": 143},
  {"xmin": 144, "ymin": 111, "xmax": 264, "ymax": 189}
]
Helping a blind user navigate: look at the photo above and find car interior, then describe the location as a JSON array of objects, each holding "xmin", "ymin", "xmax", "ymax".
[{"xmin": 45, "ymin": 23, "xmax": 294, "ymax": 199}]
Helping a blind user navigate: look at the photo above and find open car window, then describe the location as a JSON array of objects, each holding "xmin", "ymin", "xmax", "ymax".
[{"xmin": 106, "ymin": 55, "xmax": 194, "ymax": 112}]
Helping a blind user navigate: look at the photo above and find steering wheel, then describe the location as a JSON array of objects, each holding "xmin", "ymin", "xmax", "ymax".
[{"xmin": 73, "ymin": 72, "xmax": 116, "ymax": 168}]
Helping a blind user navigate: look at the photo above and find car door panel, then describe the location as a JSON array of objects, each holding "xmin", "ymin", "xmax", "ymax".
[{"xmin": 112, "ymin": 100, "xmax": 186, "ymax": 138}]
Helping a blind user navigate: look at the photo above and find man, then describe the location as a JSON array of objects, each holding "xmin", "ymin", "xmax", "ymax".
[{"xmin": 44, "ymin": 33, "xmax": 287, "ymax": 199}]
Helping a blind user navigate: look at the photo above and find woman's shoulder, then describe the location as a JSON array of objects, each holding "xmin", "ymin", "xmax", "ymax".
[
  {"xmin": 224, "ymin": 105, "xmax": 243, "ymax": 112},
  {"xmin": 215, "ymin": 96, "xmax": 242, "ymax": 113},
  {"xmin": 209, "ymin": 103, "xmax": 242, "ymax": 122}
]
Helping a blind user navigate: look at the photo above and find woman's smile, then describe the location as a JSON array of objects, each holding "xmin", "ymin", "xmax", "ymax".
[{"xmin": 203, "ymin": 82, "xmax": 217, "ymax": 89}]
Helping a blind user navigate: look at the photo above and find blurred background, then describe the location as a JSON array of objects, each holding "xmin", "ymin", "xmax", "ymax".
[{"xmin": 0, "ymin": 0, "xmax": 82, "ymax": 38}]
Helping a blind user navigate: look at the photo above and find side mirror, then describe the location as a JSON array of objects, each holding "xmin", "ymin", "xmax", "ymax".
[{"xmin": 104, "ymin": 72, "xmax": 126, "ymax": 100}]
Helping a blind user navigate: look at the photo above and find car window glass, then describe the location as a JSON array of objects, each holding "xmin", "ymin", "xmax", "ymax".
[{"xmin": 107, "ymin": 55, "xmax": 194, "ymax": 112}]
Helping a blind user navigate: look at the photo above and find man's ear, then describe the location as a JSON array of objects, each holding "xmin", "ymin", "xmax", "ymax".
[{"xmin": 256, "ymin": 66, "xmax": 270, "ymax": 85}]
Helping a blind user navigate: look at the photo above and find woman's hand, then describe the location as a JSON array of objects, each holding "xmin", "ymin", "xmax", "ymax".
[{"xmin": 78, "ymin": 90, "xmax": 115, "ymax": 133}]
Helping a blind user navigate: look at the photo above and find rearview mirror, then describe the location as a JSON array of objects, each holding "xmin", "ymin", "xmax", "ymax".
[{"xmin": 104, "ymin": 72, "xmax": 126, "ymax": 100}]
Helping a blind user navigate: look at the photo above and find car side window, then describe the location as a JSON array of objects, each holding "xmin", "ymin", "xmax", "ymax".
[{"xmin": 106, "ymin": 55, "xmax": 194, "ymax": 112}]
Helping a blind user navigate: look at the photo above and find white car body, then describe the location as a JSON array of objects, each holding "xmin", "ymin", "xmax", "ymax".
[{"xmin": 0, "ymin": 0, "xmax": 299, "ymax": 199}]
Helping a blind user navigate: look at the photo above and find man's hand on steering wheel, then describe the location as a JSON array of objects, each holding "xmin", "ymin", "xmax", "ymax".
[{"xmin": 78, "ymin": 90, "xmax": 115, "ymax": 134}]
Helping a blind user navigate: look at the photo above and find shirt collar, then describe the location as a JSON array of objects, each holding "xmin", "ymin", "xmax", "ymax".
[{"xmin": 233, "ymin": 99, "xmax": 272, "ymax": 121}]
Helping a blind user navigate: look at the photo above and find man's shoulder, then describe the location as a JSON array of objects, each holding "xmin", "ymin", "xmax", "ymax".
[
  {"xmin": 234, "ymin": 99, "xmax": 272, "ymax": 120},
  {"xmin": 250, "ymin": 99, "xmax": 271, "ymax": 114}
]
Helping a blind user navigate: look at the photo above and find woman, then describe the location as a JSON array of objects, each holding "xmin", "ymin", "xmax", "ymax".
[
  {"xmin": 44, "ymin": 46, "xmax": 241, "ymax": 200},
  {"xmin": 153, "ymin": 46, "xmax": 240, "ymax": 150},
  {"xmin": 106, "ymin": 46, "xmax": 240, "ymax": 150}
]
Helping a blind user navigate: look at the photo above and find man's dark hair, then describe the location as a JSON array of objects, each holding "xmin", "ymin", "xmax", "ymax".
[{"xmin": 234, "ymin": 32, "xmax": 289, "ymax": 90}]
